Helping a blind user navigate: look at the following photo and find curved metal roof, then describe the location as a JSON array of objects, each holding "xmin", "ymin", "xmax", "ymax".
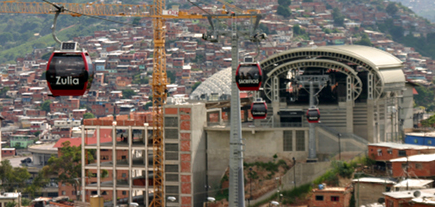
[
  {"xmin": 190, "ymin": 67, "xmax": 231, "ymax": 99},
  {"xmin": 262, "ymin": 45, "xmax": 403, "ymax": 70}
]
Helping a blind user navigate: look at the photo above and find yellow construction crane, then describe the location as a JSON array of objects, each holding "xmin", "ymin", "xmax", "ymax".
[{"xmin": 0, "ymin": 1, "xmax": 259, "ymax": 206}]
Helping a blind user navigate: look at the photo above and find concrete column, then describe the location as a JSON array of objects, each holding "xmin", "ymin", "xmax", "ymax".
[
  {"xmin": 128, "ymin": 126, "xmax": 133, "ymax": 204},
  {"xmin": 97, "ymin": 126, "xmax": 101, "ymax": 195},
  {"xmin": 375, "ymin": 102, "xmax": 380, "ymax": 143},
  {"xmin": 112, "ymin": 124, "xmax": 117, "ymax": 207},
  {"xmin": 366, "ymin": 99, "xmax": 375, "ymax": 143},
  {"xmin": 81, "ymin": 126, "xmax": 86, "ymax": 202},
  {"xmin": 144, "ymin": 124, "xmax": 149, "ymax": 207},
  {"xmin": 345, "ymin": 76, "xmax": 353, "ymax": 133},
  {"xmin": 383, "ymin": 94, "xmax": 389, "ymax": 142},
  {"xmin": 272, "ymin": 76, "xmax": 280, "ymax": 125}
]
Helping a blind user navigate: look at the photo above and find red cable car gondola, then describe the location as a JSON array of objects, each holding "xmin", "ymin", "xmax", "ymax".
[
  {"xmin": 46, "ymin": 42, "xmax": 94, "ymax": 96},
  {"xmin": 251, "ymin": 99, "xmax": 267, "ymax": 119},
  {"xmin": 236, "ymin": 60, "xmax": 262, "ymax": 91},
  {"xmin": 306, "ymin": 107, "xmax": 320, "ymax": 123}
]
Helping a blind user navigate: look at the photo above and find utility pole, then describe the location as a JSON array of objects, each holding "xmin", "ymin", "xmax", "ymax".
[
  {"xmin": 292, "ymin": 157, "xmax": 296, "ymax": 188},
  {"xmin": 202, "ymin": 13, "xmax": 263, "ymax": 207},
  {"xmin": 338, "ymin": 133, "xmax": 341, "ymax": 161}
]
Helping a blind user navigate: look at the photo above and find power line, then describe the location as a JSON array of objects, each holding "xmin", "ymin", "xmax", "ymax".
[{"xmin": 42, "ymin": 0, "xmax": 135, "ymax": 27}]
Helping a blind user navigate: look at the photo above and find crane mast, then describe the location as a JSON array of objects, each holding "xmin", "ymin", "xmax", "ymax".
[{"xmin": 150, "ymin": 0, "xmax": 167, "ymax": 205}]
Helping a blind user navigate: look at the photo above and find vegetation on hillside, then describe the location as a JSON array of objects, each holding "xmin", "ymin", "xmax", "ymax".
[{"xmin": 251, "ymin": 156, "xmax": 375, "ymax": 206}]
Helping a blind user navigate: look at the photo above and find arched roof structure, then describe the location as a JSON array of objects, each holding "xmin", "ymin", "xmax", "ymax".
[
  {"xmin": 190, "ymin": 67, "xmax": 231, "ymax": 99},
  {"xmin": 260, "ymin": 45, "xmax": 405, "ymax": 101}
]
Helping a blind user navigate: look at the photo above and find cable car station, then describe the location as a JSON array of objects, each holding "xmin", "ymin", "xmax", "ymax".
[{"xmin": 195, "ymin": 45, "xmax": 413, "ymax": 175}]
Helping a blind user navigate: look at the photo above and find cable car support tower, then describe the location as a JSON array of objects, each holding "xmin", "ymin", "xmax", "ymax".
[
  {"xmin": 294, "ymin": 75, "xmax": 330, "ymax": 162},
  {"xmin": 202, "ymin": 12, "xmax": 263, "ymax": 206}
]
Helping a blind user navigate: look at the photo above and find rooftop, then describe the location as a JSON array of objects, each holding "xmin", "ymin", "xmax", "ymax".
[
  {"xmin": 390, "ymin": 153, "xmax": 435, "ymax": 162},
  {"xmin": 352, "ymin": 177, "xmax": 396, "ymax": 184},
  {"xmin": 394, "ymin": 179, "xmax": 434, "ymax": 188},
  {"xmin": 368, "ymin": 142, "xmax": 435, "ymax": 150},
  {"xmin": 384, "ymin": 188, "xmax": 435, "ymax": 199}
]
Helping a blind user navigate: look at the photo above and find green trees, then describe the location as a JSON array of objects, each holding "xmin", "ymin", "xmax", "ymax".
[
  {"xmin": 122, "ymin": 89, "xmax": 137, "ymax": 99},
  {"xmin": 277, "ymin": 6, "xmax": 291, "ymax": 18},
  {"xmin": 355, "ymin": 34, "xmax": 373, "ymax": 46},
  {"xmin": 167, "ymin": 71, "xmax": 176, "ymax": 84},
  {"xmin": 40, "ymin": 100, "xmax": 51, "ymax": 112},
  {"xmin": 42, "ymin": 141, "xmax": 88, "ymax": 201},
  {"xmin": 278, "ymin": 0, "xmax": 291, "ymax": 7},
  {"xmin": 0, "ymin": 160, "xmax": 31, "ymax": 192},
  {"xmin": 0, "ymin": 87, "xmax": 9, "ymax": 98},
  {"xmin": 83, "ymin": 112, "xmax": 95, "ymax": 120},
  {"xmin": 293, "ymin": 25, "xmax": 305, "ymax": 35},
  {"xmin": 132, "ymin": 17, "xmax": 141, "ymax": 26},
  {"xmin": 414, "ymin": 85, "xmax": 435, "ymax": 110},
  {"xmin": 191, "ymin": 82, "xmax": 201, "ymax": 92},
  {"xmin": 277, "ymin": 0, "xmax": 291, "ymax": 18},
  {"xmin": 332, "ymin": 8, "xmax": 345, "ymax": 26},
  {"xmin": 132, "ymin": 73, "xmax": 149, "ymax": 85},
  {"xmin": 386, "ymin": 2, "xmax": 398, "ymax": 16}
]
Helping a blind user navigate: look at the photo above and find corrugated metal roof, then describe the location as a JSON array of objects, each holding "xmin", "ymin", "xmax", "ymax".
[
  {"xmin": 352, "ymin": 177, "xmax": 396, "ymax": 184},
  {"xmin": 369, "ymin": 142, "xmax": 435, "ymax": 150},
  {"xmin": 394, "ymin": 179, "xmax": 433, "ymax": 188},
  {"xmin": 390, "ymin": 153, "xmax": 435, "ymax": 162}
]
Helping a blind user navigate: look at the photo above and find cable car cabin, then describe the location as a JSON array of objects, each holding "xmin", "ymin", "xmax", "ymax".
[
  {"xmin": 306, "ymin": 108, "xmax": 320, "ymax": 123},
  {"xmin": 46, "ymin": 42, "xmax": 94, "ymax": 96},
  {"xmin": 236, "ymin": 62, "xmax": 262, "ymax": 91},
  {"xmin": 251, "ymin": 100, "xmax": 267, "ymax": 119}
]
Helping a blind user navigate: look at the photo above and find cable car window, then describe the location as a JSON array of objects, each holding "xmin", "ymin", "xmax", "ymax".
[
  {"xmin": 307, "ymin": 110, "xmax": 320, "ymax": 120},
  {"xmin": 238, "ymin": 65, "xmax": 260, "ymax": 82},
  {"xmin": 252, "ymin": 104, "xmax": 266, "ymax": 115},
  {"xmin": 47, "ymin": 53, "xmax": 87, "ymax": 90}
]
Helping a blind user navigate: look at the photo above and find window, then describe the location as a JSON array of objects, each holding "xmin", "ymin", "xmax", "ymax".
[
  {"xmin": 401, "ymin": 163, "xmax": 408, "ymax": 169},
  {"xmin": 165, "ymin": 186, "xmax": 179, "ymax": 194},
  {"xmin": 121, "ymin": 156, "xmax": 126, "ymax": 160},
  {"xmin": 165, "ymin": 129, "xmax": 178, "ymax": 139},
  {"xmin": 387, "ymin": 149, "xmax": 392, "ymax": 154},
  {"xmin": 331, "ymin": 196, "xmax": 339, "ymax": 201},
  {"xmin": 398, "ymin": 150, "xmax": 406, "ymax": 157},
  {"xmin": 296, "ymin": 131, "xmax": 305, "ymax": 151},
  {"xmin": 62, "ymin": 191, "xmax": 66, "ymax": 195},
  {"xmin": 122, "ymin": 173, "xmax": 126, "ymax": 178},
  {"xmin": 122, "ymin": 191, "xmax": 126, "ymax": 195},
  {"xmin": 386, "ymin": 187, "xmax": 391, "ymax": 192},
  {"xmin": 414, "ymin": 139, "xmax": 418, "ymax": 143},
  {"xmin": 165, "ymin": 117, "xmax": 178, "ymax": 127},
  {"xmin": 165, "ymin": 165, "xmax": 179, "ymax": 172},
  {"xmin": 315, "ymin": 195, "xmax": 324, "ymax": 201},
  {"xmin": 102, "ymin": 191, "xmax": 107, "ymax": 195},
  {"xmin": 283, "ymin": 131, "xmax": 293, "ymax": 151},
  {"xmin": 416, "ymin": 163, "xmax": 423, "ymax": 169},
  {"xmin": 377, "ymin": 149, "xmax": 382, "ymax": 156}
]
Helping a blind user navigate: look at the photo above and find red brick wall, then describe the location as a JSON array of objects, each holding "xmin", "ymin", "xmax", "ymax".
[
  {"xmin": 392, "ymin": 161, "xmax": 435, "ymax": 177},
  {"xmin": 385, "ymin": 196, "xmax": 412, "ymax": 207},
  {"xmin": 368, "ymin": 146, "xmax": 421, "ymax": 161},
  {"xmin": 2, "ymin": 149, "xmax": 15, "ymax": 157}
]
